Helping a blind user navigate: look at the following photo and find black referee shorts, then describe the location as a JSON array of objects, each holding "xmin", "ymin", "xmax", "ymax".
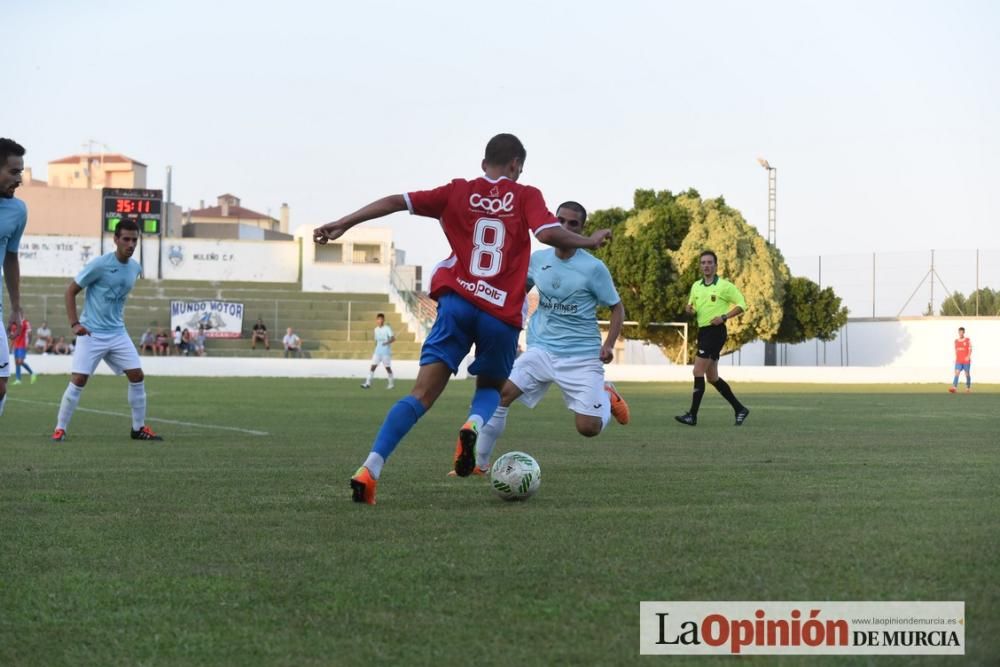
[{"xmin": 696, "ymin": 324, "xmax": 727, "ymax": 361}]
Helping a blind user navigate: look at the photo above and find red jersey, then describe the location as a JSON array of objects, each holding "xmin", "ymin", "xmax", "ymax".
[
  {"xmin": 955, "ymin": 337, "xmax": 971, "ymax": 364},
  {"xmin": 10, "ymin": 319, "xmax": 31, "ymax": 349},
  {"xmin": 406, "ymin": 176, "xmax": 559, "ymax": 327}
]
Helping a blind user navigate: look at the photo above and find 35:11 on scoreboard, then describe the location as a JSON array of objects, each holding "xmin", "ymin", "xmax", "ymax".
[{"xmin": 102, "ymin": 188, "xmax": 163, "ymax": 234}]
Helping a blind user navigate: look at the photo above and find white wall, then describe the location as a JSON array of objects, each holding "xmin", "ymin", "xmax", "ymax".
[
  {"xmin": 17, "ymin": 234, "xmax": 300, "ymax": 283},
  {"xmin": 153, "ymin": 238, "xmax": 299, "ymax": 282}
]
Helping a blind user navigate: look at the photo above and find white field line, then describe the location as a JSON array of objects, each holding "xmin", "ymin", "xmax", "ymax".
[{"xmin": 8, "ymin": 398, "xmax": 269, "ymax": 436}]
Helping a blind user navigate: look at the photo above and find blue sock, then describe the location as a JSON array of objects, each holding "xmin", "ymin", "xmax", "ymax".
[
  {"xmin": 952, "ymin": 376, "xmax": 959, "ymax": 388},
  {"xmin": 15, "ymin": 365, "xmax": 21, "ymax": 381},
  {"xmin": 469, "ymin": 387, "xmax": 501, "ymax": 426},
  {"xmin": 22, "ymin": 362, "xmax": 33, "ymax": 375},
  {"xmin": 371, "ymin": 396, "xmax": 427, "ymax": 461}
]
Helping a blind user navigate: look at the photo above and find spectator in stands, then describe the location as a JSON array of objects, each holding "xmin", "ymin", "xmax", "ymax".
[
  {"xmin": 34, "ymin": 321, "xmax": 53, "ymax": 354},
  {"xmin": 283, "ymin": 327, "xmax": 302, "ymax": 358},
  {"xmin": 155, "ymin": 329, "xmax": 170, "ymax": 356},
  {"xmin": 251, "ymin": 317, "xmax": 270, "ymax": 351},
  {"xmin": 53, "ymin": 336, "xmax": 71, "ymax": 355},
  {"xmin": 139, "ymin": 328, "xmax": 156, "ymax": 355},
  {"xmin": 172, "ymin": 326, "xmax": 183, "ymax": 355},
  {"xmin": 180, "ymin": 328, "xmax": 193, "ymax": 356},
  {"xmin": 195, "ymin": 324, "xmax": 207, "ymax": 357}
]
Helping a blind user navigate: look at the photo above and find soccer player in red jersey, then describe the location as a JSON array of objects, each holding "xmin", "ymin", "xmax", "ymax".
[
  {"xmin": 9, "ymin": 316, "xmax": 36, "ymax": 384},
  {"xmin": 314, "ymin": 133, "xmax": 611, "ymax": 504},
  {"xmin": 949, "ymin": 326, "xmax": 971, "ymax": 393}
]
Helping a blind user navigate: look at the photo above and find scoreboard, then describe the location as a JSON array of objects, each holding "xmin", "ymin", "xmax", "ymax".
[{"xmin": 102, "ymin": 188, "xmax": 162, "ymax": 234}]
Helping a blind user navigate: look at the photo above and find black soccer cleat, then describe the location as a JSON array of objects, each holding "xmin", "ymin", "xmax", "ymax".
[
  {"xmin": 453, "ymin": 421, "xmax": 479, "ymax": 477},
  {"xmin": 735, "ymin": 407, "xmax": 750, "ymax": 426},
  {"xmin": 131, "ymin": 425, "xmax": 164, "ymax": 441},
  {"xmin": 674, "ymin": 413, "xmax": 697, "ymax": 426}
]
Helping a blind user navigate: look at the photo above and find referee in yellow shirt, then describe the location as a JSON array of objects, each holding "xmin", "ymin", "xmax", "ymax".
[{"xmin": 675, "ymin": 250, "xmax": 750, "ymax": 426}]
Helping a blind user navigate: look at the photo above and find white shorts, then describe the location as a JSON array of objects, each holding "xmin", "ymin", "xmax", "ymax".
[
  {"xmin": 0, "ymin": 332, "xmax": 8, "ymax": 378},
  {"xmin": 508, "ymin": 347, "xmax": 607, "ymax": 417},
  {"xmin": 371, "ymin": 351, "xmax": 392, "ymax": 366},
  {"xmin": 71, "ymin": 332, "xmax": 142, "ymax": 376}
]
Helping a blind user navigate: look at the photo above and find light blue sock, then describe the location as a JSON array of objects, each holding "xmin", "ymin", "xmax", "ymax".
[
  {"xmin": 952, "ymin": 376, "xmax": 959, "ymax": 388},
  {"xmin": 468, "ymin": 387, "xmax": 501, "ymax": 428},
  {"xmin": 370, "ymin": 396, "xmax": 427, "ymax": 466}
]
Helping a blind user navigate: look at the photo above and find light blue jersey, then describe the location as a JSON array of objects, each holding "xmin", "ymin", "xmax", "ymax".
[
  {"xmin": 374, "ymin": 324, "xmax": 394, "ymax": 355},
  {"xmin": 0, "ymin": 197, "xmax": 28, "ymax": 313},
  {"xmin": 526, "ymin": 248, "xmax": 620, "ymax": 358},
  {"xmin": 75, "ymin": 252, "xmax": 142, "ymax": 334}
]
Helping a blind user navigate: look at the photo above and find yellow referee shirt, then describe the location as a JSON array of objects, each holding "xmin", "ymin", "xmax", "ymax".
[{"xmin": 688, "ymin": 276, "xmax": 747, "ymax": 328}]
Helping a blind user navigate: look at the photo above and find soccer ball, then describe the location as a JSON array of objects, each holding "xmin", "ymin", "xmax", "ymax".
[{"xmin": 489, "ymin": 451, "xmax": 541, "ymax": 501}]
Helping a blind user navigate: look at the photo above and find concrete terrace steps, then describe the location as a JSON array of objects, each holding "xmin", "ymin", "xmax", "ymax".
[{"xmin": 10, "ymin": 277, "xmax": 421, "ymax": 360}]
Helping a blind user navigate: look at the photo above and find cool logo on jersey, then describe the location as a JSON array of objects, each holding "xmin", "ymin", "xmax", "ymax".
[{"xmin": 469, "ymin": 192, "xmax": 515, "ymax": 214}]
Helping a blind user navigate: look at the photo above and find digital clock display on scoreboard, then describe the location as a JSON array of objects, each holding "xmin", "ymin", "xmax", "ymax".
[{"xmin": 102, "ymin": 188, "xmax": 163, "ymax": 234}]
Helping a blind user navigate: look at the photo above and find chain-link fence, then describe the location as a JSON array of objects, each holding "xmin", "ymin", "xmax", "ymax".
[{"xmin": 785, "ymin": 249, "xmax": 1000, "ymax": 318}]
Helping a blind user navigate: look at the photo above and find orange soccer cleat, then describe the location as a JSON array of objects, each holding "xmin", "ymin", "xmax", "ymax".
[
  {"xmin": 605, "ymin": 382, "xmax": 630, "ymax": 425},
  {"xmin": 350, "ymin": 466, "xmax": 378, "ymax": 505}
]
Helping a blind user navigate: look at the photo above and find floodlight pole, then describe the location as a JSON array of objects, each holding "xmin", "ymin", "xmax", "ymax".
[{"xmin": 758, "ymin": 158, "xmax": 777, "ymax": 366}]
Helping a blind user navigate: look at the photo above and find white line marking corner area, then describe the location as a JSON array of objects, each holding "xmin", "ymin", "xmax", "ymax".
[{"xmin": 8, "ymin": 398, "xmax": 270, "ymax": 436}]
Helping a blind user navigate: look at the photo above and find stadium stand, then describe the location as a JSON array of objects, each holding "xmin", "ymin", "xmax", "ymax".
[{"xmin": 8, "ymin": 277, "xmax": 422, "ymax": 360}]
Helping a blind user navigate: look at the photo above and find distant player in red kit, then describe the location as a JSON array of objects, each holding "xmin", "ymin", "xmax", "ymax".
[
  {"xmin": 949, "ymin": 326, "xmax": 971, "ymax": 394},
  {"xmin": 314, "ymin": 133, "xmax": 611, "ymax": 504}
]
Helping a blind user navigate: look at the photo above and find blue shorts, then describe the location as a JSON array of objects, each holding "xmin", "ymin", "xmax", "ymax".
[
  {"xmin": 14, "ymin": 348, "xmax": 27, "ymax": 361},
  {"xmin": 420, "ymin": 292, "xmax": 520, "ymax": 379},
  {"xmin": 954, "ymin": 362, "xmax": 971, "ymax": 373}
]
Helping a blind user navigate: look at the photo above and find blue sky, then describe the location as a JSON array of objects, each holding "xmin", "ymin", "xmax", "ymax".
[{"xmin": 8, "ymin": 0, "xmax": 999, "ymax": 282}]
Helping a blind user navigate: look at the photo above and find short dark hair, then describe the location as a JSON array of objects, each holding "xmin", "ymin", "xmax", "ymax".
[
  {"xmin": 0, "ymin": 138, "xmax": 26, "ymax": 164},
  {"xmin": 376, "ymin": 313, "xmax": 385, "ymax": 319},
  {"xmin": 484, "ymin": 133, "xmax": 526, "ymax": 167},
  {"xmin": 556, "ymin": 201, "xmax": 587, "ymax": 224},
  {"xmin": 700, "ymin": 250, "xmax": 718, "ymax": 263},
  {"xmin": 959, "ymin": 327, "xmax": 965, "ymax": 332},
  {"xmin": 114, "ymin": 219, "xmax": 140, "ymax": 236}
]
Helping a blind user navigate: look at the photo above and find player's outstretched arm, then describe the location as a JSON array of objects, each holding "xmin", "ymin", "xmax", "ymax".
[
  {"xmin": 600, "ymin": 301, "xmax": 626, "ymax": 364},
  {"xmin": 313, "ymin": 195, "xmax": 408, "ymax": 244},
  {"xmin": 536, "ymin": 226, "xmax": 611, "ymax": 250},
  {"xmin": 64, "ymin": 281, "xmax": 90, "ymax": 336}
]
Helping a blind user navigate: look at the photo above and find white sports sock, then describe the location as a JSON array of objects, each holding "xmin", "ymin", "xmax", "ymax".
[
  {"xmin": 0, "ymin": 393, "xmax": 6, "ymax": 416},
  {"xmin": 57, "ymin": 383, "xmax": 84, "ymax": 431},
  {"xmin": 601, "ymin": 390, "xmax": 612, "ymax": 431},
  {"xmin": 476, "ymin": 406, "xmax": 508, "ymax": 469},
  {"xmin": 365, "ymin": 371, "xmax": 374, "ymax": 385},
  {"xmin": 128, "ymin": 381, "xmax": 147, "ymax": 430},
  {"xmin": 363, "ymin": 452, "xmax": 385, "ymax": 479}
]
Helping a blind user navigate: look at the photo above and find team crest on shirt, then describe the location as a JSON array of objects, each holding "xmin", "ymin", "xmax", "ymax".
[
  {"xmin": 489, "ymin": 185, "xmax": 500, "ymax": 197},
  {"xmin": 711, "ymin": 294, "xmax": 717, "ymax": 302},
  {"xmin": 552, "ymin": 278, "xmax": 561, "ymax": 290}
]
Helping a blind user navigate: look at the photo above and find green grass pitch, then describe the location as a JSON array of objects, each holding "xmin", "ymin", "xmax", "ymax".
[{"xmin": 1, "ymin": 377, "xmax": 998, "ymax": 666}]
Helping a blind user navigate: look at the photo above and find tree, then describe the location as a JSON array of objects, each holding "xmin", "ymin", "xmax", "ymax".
[
  {"xmin": 776, "ymin": 277, "xmax": 849, "ymax": 343},
  {"xmin": 588, "ymin": 188, "xmax": 849, "ymax": 361},
  {"xmin": 939, "ymin": 288, "xmax": 1000, "ymax": 316}
]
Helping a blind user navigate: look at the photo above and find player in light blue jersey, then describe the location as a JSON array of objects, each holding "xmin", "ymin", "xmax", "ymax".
[
  {"xmin": 51, "ymin": 219, "xmax": 163, "ymax": 442},
  {"xmin": 361, "ymin": 312, "xmax": 396, "ymax": 389},
  {"xmin": 0, "ymin": 138, "xmax": 28, "ymax": 418},
  {"xmin": 448, "ymin": 201, "xmax": 630, "ymax": 476}
]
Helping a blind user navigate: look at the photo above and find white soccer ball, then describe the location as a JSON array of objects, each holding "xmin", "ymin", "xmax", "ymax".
[{"xmin": 489, "ymin": 451, "xmax": 541, "ymax": 501}]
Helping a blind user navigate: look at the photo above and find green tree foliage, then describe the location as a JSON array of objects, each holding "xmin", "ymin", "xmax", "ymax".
[
  {"xmin": 776, "ymin": 277, "xmax": 849, "ymax": 343},
  {"xmin": 587, "ymin": 188, "xmax": 848, "ymax": 361},
  {"xmin": 939, "ymin": 288, "xmax": 1000, "ymax": 316}
]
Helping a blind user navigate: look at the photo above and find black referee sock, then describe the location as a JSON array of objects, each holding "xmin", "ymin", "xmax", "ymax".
[
  {"xmin": 689, "ymin": 376, "xmax": 706, "ymax": 416},
  {"xmin": 712, "ymin": 377, "xmax": 744, "ymax": 411}
]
